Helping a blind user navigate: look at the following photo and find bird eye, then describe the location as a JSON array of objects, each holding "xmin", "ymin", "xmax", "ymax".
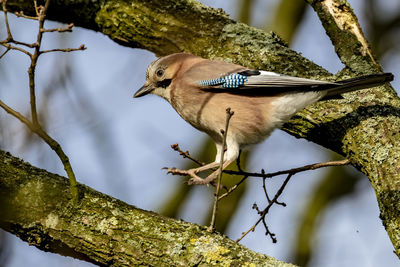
[{"xmin": 156, "ymin": 69, "xmax": 164, "ymax": 77}]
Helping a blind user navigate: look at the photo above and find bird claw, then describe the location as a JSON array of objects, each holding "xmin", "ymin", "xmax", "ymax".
[
  {"xmin": 165, "ymin": 167, "xmax": 193, "ymax": 176},
  {"xmin": 165, "ymin": 167, "xmax": 216, "ymax": 185}
]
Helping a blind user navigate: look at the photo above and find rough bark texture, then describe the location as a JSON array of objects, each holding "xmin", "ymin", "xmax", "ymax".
[
  {"xmin": 2, "ymin": 0, "xmax": 400, "ymax": 261},
  {"xmin": 0, "ymin": 150, "xmax": 295, "ymax": 266},
  {"xmin": 306, "ymin": 0, "xmax": 400, "ymax": 258}
]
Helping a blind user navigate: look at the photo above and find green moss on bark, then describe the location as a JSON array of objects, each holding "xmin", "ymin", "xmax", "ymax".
[{"xmin": 0, "ymin": 150, "xmax": 296, "ymax": 266}]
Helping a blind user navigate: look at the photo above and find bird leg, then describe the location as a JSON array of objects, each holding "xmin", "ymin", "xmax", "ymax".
[
  {"xmin": 166, "ymin": 161, "xmax": 220, "ymax": 183},
  {"xmin": 167, "ymin": 150, "xmax": 237, "ymax": 184},
  {"xmin": 167, "ymin": 139, "xmax": 239, "ymax": 185},
  {"xmin": 166, "ymin": 158, "xmax": 236, "ymax": 185}
]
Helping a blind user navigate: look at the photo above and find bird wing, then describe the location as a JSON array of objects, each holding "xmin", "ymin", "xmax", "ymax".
[
  {"xmin": 243, "ymin": 71, "xmax": 334, "ymax": 88},
  {"xmin": 198, "ymin": 70, "xmax": 336, "ymax": 91}
]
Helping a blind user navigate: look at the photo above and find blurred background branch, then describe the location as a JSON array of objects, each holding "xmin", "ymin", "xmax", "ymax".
[{"xmin": 0, "ymin": 0, "xmax": 87, "ymax": 202}]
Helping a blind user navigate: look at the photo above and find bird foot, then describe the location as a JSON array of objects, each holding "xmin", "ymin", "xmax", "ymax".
[
  {"xmin": 166, "ymin": 167, "xmax": 197, "ymax": 176},
  {"xmin": 165, "ymin": 167, "xmax": 216, "ymax": 185}
]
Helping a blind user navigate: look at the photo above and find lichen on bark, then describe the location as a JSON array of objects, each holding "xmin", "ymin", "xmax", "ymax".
[{"xmin": 0, "ymin": 150, "xmax": 296, "ymax": 266}]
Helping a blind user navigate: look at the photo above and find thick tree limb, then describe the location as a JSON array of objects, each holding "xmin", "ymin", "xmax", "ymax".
[
  {"xmin": 306, "ymin": 0, "xmax": 400, "ymax": 257},
  {"xmin": 2, "ymin": 0, "xmax": 400, "ymax": 259},
  {"xmin": 0, "ymin": 150, "xmax": 295, "ymax": 266},
  {"xmin": 5, "ymin": 0, "xmax": 331, "ymax": 76}
]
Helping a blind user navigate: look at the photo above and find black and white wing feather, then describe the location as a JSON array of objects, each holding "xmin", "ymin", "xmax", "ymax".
[
  {"xmin": 198, "ymin": 70, "xmax": 335, "ymax": 91},
  {"xmin": 198, "ymin": 69, "xmax": 393, "ymax": 96},
  {"xmin": 240, "ymin": 70, "xmax": 334, "ymax": 89}
]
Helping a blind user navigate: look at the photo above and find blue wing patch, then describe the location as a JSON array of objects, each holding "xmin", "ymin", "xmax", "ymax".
[{"xmin": 199, "ymin": 73, "xmax": 248, "ymax": 88}]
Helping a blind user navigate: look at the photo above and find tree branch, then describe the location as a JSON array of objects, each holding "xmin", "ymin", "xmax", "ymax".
[
  {"xmin": 307, "ymin": 0, "xmax": 380, "ymax": 74},
  {"xmin": 305, "ymin": 0, "xmax": 400, "ymax": 258},
  {"xmin": 0, "ymin": 150, "xmax": 295, "ymax": 266}
]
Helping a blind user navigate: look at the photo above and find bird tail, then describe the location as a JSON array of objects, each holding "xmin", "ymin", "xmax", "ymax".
[{"xmin": 325, "ymin": 73, "xmax": 394, "ymax": 97}]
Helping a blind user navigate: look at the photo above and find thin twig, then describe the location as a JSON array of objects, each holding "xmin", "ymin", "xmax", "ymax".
[
  {"xmin": 0, "ymin": 102, "xmax": 79, "ymax": 202},
  {"xmin": 218, "ymin": 159, "xmax": 350, "ymax": 203},
  {"xmin": 29, "ymin": 0, "xmax": 50, "ymax": 125},
  {"xmin": 2, "ymin": 0, "xmax": 12, "ymax": 39},
  {"xmin": 0, "ymin": 1, "xmax": 38, "ymax": 50},
  {"xmin": 32, "ymin": 0, "xmax": 79, "ymax": 202},
  {"xmin": 261, "ymin": 217, "xmax": 276, "ymax": 243},
  {"xmin": 234, "ymin": 159, "xmax": 350, "ymax": 242},
  {"xmin": 41, "ymin": 23, "xmax": 74, "ymax": 32},
  {"xmin": 224, "ymin": 159, "xmax": 351, "ymax": 178},
  {"xmin": 14, "ymin": 11, "xmax": 39, "ymax": 20},
  {"xmin": 9, "ymin": 39, "xmax": 38, "ymax": 48},
  {"xmin": 170, "ymin": 143, "xmax": 350, "ymax": 179},
  {"xmin": 0, "ymin": 100, "xmax": 35, "ymax": 129},
  {"xmin": 33, "ymin": 0, "xmax": 39, "ymax": 16},
  {"xmin": 170, "ymin": 143, "xmax": 205, "ymax": 166},
  {"xmin": 218, "ymin": 175, "xmax": 248, "ymax": 200},
  {"xmin": 0, "ymin": 0, "xmax": 81, "ymax": 203},
  {"xmin": 40, "ymin": 45, "xmax": 86, "ymax": 54},
  {"xmin": 0, "ymin": 42, "xmax": 32, "ymax": 57},
  {"xmin": 0, "ymin": 47, "xmax": 10, "ymax": 59},
  {"xmin": 236, "ymin": 173, "xmax": 293, "ymax": 243},
  {"xmin": 262, "ymin": 176, "xmax": 272, "ymax": 204},
  {"xmin": 207, "ymin": 108, "xmax": 234, "ymax": 232}
]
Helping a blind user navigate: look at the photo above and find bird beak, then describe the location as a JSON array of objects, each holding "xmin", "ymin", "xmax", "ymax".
[{"xmin": 133, "ymin": 84, "xmax": 155, "ymax": 98}]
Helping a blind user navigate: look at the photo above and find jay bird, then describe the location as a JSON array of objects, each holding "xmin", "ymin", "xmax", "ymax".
[{"xmin": 134, "ymin": 53, "xmax": 393, "ymax": 185}]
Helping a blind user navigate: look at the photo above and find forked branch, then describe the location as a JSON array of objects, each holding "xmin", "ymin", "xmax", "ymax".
[
  {"xmin": 0, "ymin": 0, "xmax": 86, "ymax": 203},
  {"xmin": 170, "ymin": 142, "xmax": 351, "ymax": 241}
]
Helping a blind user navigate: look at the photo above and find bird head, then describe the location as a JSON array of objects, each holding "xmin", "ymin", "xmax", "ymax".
[{"xmin": 134, "ymin": 53, "xmax": 197, "ymax": 101}]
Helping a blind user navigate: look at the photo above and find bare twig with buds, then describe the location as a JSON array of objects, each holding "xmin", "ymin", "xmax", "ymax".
[{"xmin": 0, "ymin": 0, "xmax": 86, "ymax": 203}]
